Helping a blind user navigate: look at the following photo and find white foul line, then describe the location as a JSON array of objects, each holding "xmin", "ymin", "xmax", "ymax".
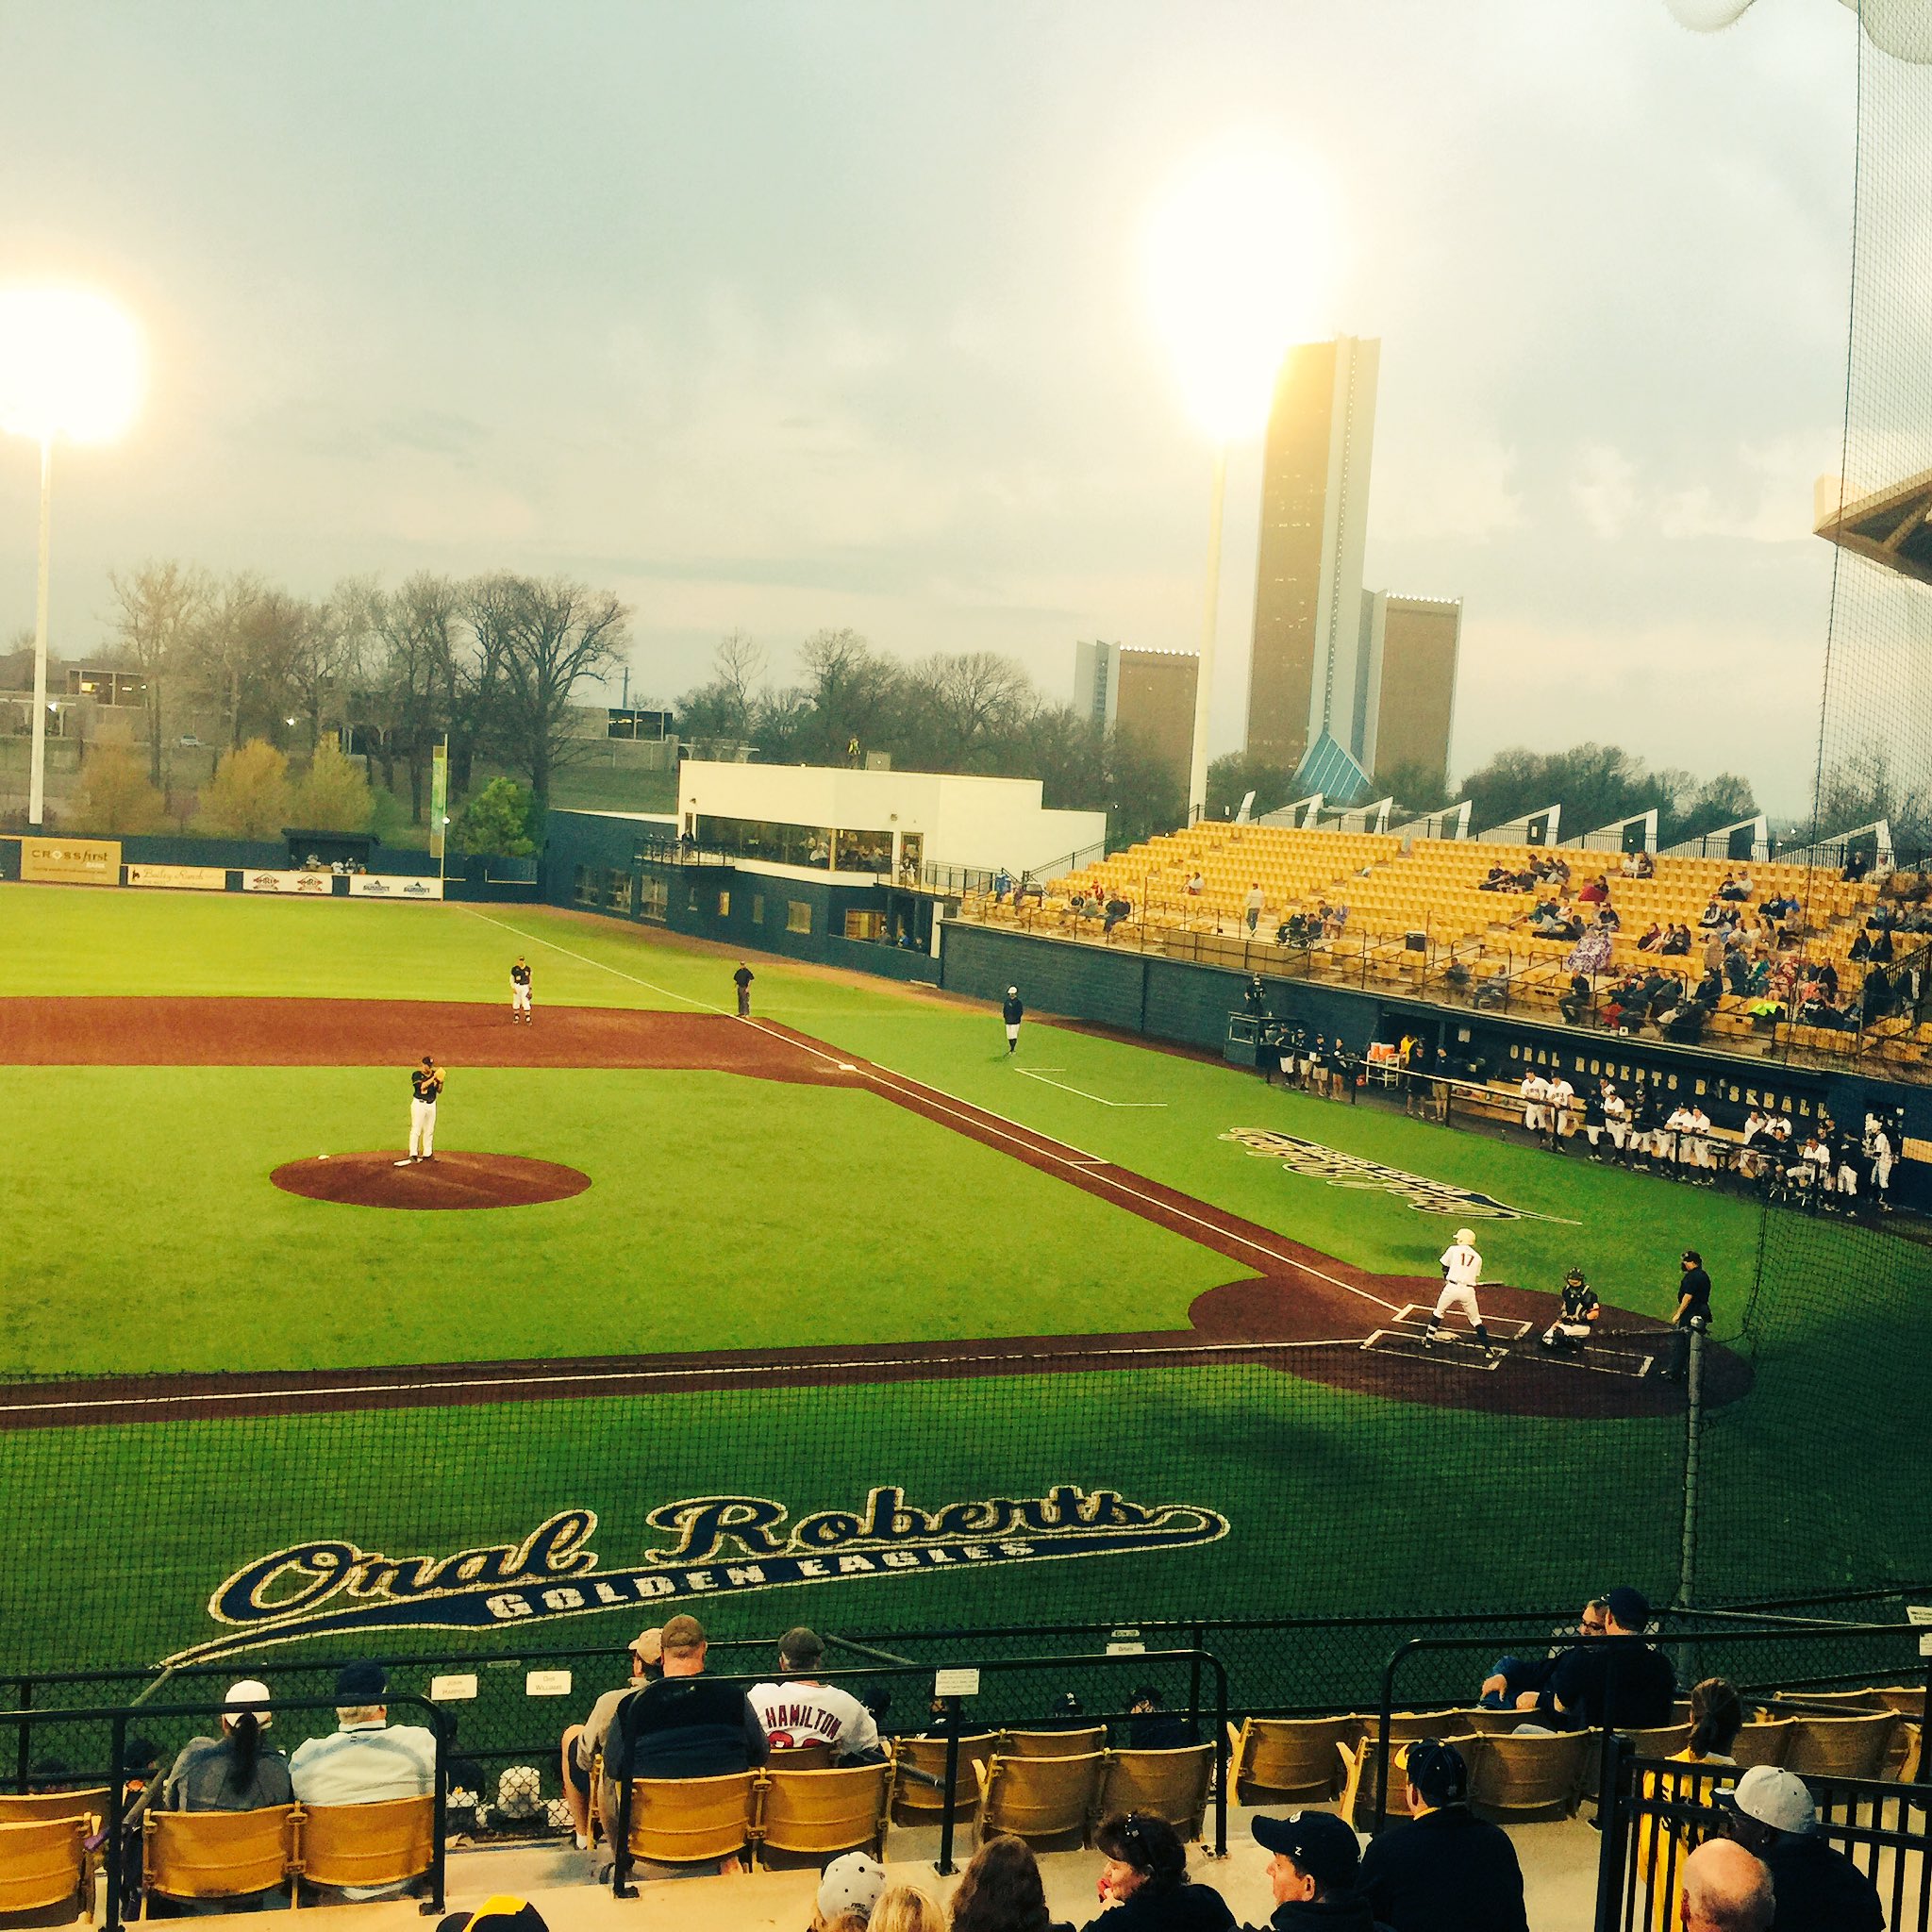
[
  {"xmin": 1015, "ymin": 1069, "xmax": 1169, "ymax": 1108},
  {"xmin": 459, "ymin": 908, "xmax": 1395, "ymax": 1312}
]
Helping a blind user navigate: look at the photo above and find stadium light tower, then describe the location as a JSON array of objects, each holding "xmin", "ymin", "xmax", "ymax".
[
  {"xmin": 0, "ymin": 288, "xmax": 144, "ymax": 827},
  {"xmin": 1144, "ymin": 141, "xmax": 1333, "ymax": 822}
]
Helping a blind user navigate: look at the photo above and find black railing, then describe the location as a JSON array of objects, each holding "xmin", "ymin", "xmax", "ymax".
[{"xmin": 1597, "ymin": 1742, "xmax": 1931, "ymax": 1932}]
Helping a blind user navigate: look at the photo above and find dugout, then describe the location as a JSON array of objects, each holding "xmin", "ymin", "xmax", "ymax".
[{"xmin": 283, "ymin": 827, "xmax": 379, "ymax": 870}]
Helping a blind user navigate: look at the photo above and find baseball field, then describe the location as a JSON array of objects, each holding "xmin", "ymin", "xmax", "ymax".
[{"xmin": 0, "ymin": 883, "xmax": 1921, "ymax": 1689}]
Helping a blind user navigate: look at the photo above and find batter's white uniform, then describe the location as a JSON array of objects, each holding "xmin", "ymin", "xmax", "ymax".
[
  {"xmin": 1547, "ymin": 1077, "xmax": 1575, "ymax": 1138},
  {"xmin": 1521, "ymin": 1075, "xmax": 1550, "ymax": 1134},
  {"xmin": 1664, "ymin": 1106, "xmax": 1696, "ymax": 1169},
  {"xmin": 1432, "ymin": 1241, "xmax": 1485, "ymax": 1330}
]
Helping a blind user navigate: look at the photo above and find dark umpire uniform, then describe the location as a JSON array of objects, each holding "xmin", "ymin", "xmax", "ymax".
[{"xmin": 1659, "ymin": 1251, "xmax": 1711, "ymax": 1382}]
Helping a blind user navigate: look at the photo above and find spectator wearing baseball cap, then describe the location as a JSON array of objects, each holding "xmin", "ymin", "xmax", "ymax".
[
  {"xmin": 560, "ymin": 1626, "xmax": 662, "ymax": 1849},
  {"xmin": 160, "ymin": 1678, "xmax": 293, "ymax": 1816},
  {"xmin": 1355, "ymin": 1740, "xmax": 1527, "ymax": 1932},
  {"xmin": 437, "ymin": 1897, "xmax": 551, "ymax": 1932},
  {"xmin": 750, "ymin": 1626, "xmax": 885, "ymax": 1765},
  {"xmin": 1250, "ymin": 1809, "xmax": 1387, "ymax": 1929},
  {"xmin": 290, "ymin": 1661, "xmax": 438, "ymax": 1899},
  {"xmin": 813, "ymin": 1851, "xmax": 886, "ymax": 1929},
  {"xmin": 1720, "ymin": 1765, "xmax": 1883, "ymax": 1930},
  {"xmin": 1532, "ymin": 1586, "xmax": 1676, "ymax": 1731},
  {"xmin": 1083, "ymin": 1811, "xmax": 1233, "ymax": 1929},
  {"xmin": 608, "ymin": 1612, "xmax": 767, "ymax": 1794}
]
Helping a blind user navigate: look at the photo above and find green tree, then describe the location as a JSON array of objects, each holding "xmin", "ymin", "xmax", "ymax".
[
  {"xmin": 291, "ymin": 738, "xmax": 374, "ymax": 831},
  {"xmin": 452, "ymin": 776, "xmax": 536, "ymax": 856},
  {"xmin": 73, "ymin": 744, "xmax": 169, "ymax": 836},
  {"xmin": 1373, "ymin": 758, "xmax": 1455, "ymax": 814},
  {"xmin": 193, "ymin": 739, "xmax": 291, "ymax": 840},
  {"xmin": 1206, "ymin": 750, "xmax": 1298, "ymax": 820}
]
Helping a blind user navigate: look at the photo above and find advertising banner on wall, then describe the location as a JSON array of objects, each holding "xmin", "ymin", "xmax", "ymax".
[
  {"xmin": 126, "ymin": 864, "xmax": 228, "ymax": 892},
  {"xmin": 22, "ymin": 839, "xmax": 121, "ymax": 885},
  {"xmin": 242, "ymin": 870, "xmax": 335, "ymax": 896},
  {"xmin": 347, "ymin": 874, "xmax": 444, "ymax": 901}
]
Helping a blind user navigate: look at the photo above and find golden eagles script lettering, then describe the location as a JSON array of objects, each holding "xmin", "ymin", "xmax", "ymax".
[
  {"xmin": 1220, "ymin": 1128, "xmax": 1571, "ymax": 1223},
  {"xmin": 168, "ymin": 1486, "xmax": 1230, "ymax": 1665}
]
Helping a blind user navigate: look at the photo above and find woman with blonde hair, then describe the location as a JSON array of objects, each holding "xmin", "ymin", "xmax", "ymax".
[{"xmin": 871, "ymin": 1883, "xmax": 947, "ymax": 1932}]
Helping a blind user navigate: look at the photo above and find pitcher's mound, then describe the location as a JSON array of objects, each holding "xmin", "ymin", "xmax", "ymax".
[{"xmin": 271, "ymin": 1151, "xmax": 591, "ymax": 1210}]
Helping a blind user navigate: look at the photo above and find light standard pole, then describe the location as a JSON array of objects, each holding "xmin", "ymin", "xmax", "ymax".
[
  {"xmin": 27, "ymin": 436, "xmax": 53, "ymax": 826},
  {"xmin": 1186, "ymin": 443, "xmax": 1228, "ymax": 824},
  {"xmin": 0, "ymin": 287, "xmax": 144, "ymax": 829}
]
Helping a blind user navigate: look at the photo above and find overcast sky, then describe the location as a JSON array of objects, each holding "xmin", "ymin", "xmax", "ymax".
[{"xmin": 0, "ymin": 1, "xmax": 1867, "ymax": 811}]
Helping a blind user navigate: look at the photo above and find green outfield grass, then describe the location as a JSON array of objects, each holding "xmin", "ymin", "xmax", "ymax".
[{"xmin": 0, "ymin": 883, "xmax": 1921, "ymax": 1676}]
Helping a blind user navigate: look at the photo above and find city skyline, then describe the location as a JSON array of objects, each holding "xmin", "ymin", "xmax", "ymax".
[{"xmin": 0, "ymin": 1, "xmax": 1867, "ymax": 811}]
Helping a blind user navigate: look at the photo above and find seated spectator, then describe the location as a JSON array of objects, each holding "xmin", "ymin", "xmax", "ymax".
[
  {"xmin": 1869, "ymin": 924, "xmax": 1895, "ymax": 962},
  {"xmin": 1252, "ymin": 1810, "xmax": 1385, "ymax": 1931},
  {"xmin": 1357, "ymin": 1740, "xmax": 1529, "ymax": 1932},
  {"xmin": 873, "ymin": 1882, "xmax": 946, "ymax": 1932},
  {"xmin": 1184, "ymin": 871, "xmax": 1205, "ymax": 896},
  {"xmin": 1478, "ymin": 864, "xmax": 1512, "ymax": 892},
  {"xmin": 1679, "ymin": 1840, "xmax": 1774, "ymax": 1932},
  {"xmin": 1844, "ymin": 847, "xmax": 1871, "ymax": 882},
  {"xmin": 1721, "ymin": 1765, "xmax": 1884, "ymax": 1930},
  {"xmin": 1577, "ymin": 874, "xmax": 1609, "ymax": 904},
  {"xmin": 1621, "ymin": 849, "xmax": 1655, "ymax": 879},
  {"xmin": 1723, "ymin": 947, "xmax": 1751, "ymax": 995},
  {"xmin": 1660, "ymin": 924, "xmax": 1691, "ymax": 956},
  {"xmin": 1861, "ymin": 967, "xmax": 1896, "ymax": 1025},
  {"xmin": 1478, "ymin": 1598, "xmax": 1607, "ymax": 1707},
  {"xmin": 1797, "ymin": 991, "xmax": 1856, "ymax": 1032},
  {"xmin": 951, "ymin": 1836, "xmax": 1074, "ymax": 1932},
  {"xmin": 750, "ymin": 1625, "xmax": 883, "ymax": 1763},
  {"xmin": 1124, "ymin": 1685, "xmax": 1197, "ymax": 1749},
  {"xmin": 816, "ymin": 1853, "xmax": 887, "ymax": 1930},
  {"xmin": 162, "ymin": 1678, "xmax": 292, "ymax": 1815},
  {"xmin": 1324, "ymin": 903, "xmax": 1349, "ymax": 936},
  {"xmin": 1697, "ymin": 897, "xmax": 1725, "ymax": 929},
  {"xmin": 1085, "ymin": 1811, "xmax": 1233, "ymax": 1929},
  {"xmin": 1635, "ymin": 921, "xmax": 1662, "ymax": 952},
  {"xmin": 1692, "ymin": 967, "xmax": 1724, "ymax": 1009},
  {"xmin": 290, "ymin": 1661, "xmax": 437, "ymax": 1900},
  {"xmin": 1524, "ymin": 1586, "xmax": 1674, "ymax": 1730},
  {"xmin": 608, "ymin": 1613, "xmax": 768, "ymax": 1784},
  {"xmin": 560, "ymin": 1625, "xmax": 661, "ymax": 1848},
  {"xmin": 1103, "ymin": 893, "xmax": 1132, "ymax": 935},
  {"xmin": 1546, "ymin": 855, "xmax": 1572, "ymax": 887},
  {"xmin": 1594, "ymin": 903, "xmax": 1620, "ymax": 931},
  {"xmin": 1558, "ymin": 972, "xmax": 1592, "ymax": 1024}
]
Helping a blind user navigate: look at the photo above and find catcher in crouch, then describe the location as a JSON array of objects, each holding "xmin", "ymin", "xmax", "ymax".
[
  {"xmin": 1425, "ymin": 1227, "xmax": 1504, "ymax": 1360},
  {"xmin": 1539, "ymin": 1267, "xmax": 1602, "ymax": 1354}
]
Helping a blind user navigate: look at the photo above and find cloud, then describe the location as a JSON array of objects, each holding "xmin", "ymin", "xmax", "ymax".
[
  {"xmin": 1573, "ymin": 443, "xmax": 1641, "ymax": 540},
  {"xmin": 1372, "ymin": 436, "xmax": 1526, "ymax": 543}
]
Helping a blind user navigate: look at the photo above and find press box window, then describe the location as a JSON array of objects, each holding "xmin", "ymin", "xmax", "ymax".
[
  {"xmin": 718, "ymin": 891, "xmax": 730, "ymax": 917},
  {"xmin": 787, "ymin": 901, "xmax": 812, "ymax": 934},
  {"xmin": 639, "ymin": 875, "xmax": 668, "ymax": 923}
]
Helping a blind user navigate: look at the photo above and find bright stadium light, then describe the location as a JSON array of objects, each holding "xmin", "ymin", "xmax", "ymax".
[
  {"xmin": 0, "ymin": 287, "xmax": 145, "ymax": 827},
  {"xmin": 1144, "ymin": 139, "xmax": 1334, "ymax": 819}
]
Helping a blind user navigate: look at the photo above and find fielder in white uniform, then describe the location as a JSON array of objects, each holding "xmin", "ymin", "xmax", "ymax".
[
  {"xmin": 1521, "ymin": 1072, "xmax": 1551, "ymax": 1137},
  {"xmin": 1547, "ymin": 1074, "xmax": 1576, "ymax": 1141},
  {"xmin": 1427, "ymin": 1227, "xmax": 1503, "ymax": 1358}
]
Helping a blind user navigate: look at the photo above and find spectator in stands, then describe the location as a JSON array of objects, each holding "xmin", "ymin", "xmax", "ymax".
[
  {"xmin": 1577, "ymin": 873, "xmax": 1609, "ymax": 905},
  {"xmin": 1692, "ymin": 965, "xmax": 1724, "ymax": 1011},
  {"xmin": 950, "ymin": 1835, "xmax": 1074, "ymax": 1932},
  {"xmin": 1356, "ymin": 1740, "xmax": 1528, "ymax": 1932},
  {"xmin": 1103, "ymin": 892, "xmax": 1133, "ymax": 936},
  {"xmin": 1124, "ymin": 1686, "xmax": 1197, "ymax": 1749},
  {"xmin": 814, "ymin": 1853, "xmax": 887, "ymax": 1929},
  {"xmin": 1697, "ymin": 896, "xmax": 1726, "ymax": 930},
  {"xmin": 607, "ymin": 1613, "xmax": 767, "ymax": 1785},
  {"xmin": 1720, "ymin": 1765, "xmax": 1885, "ymax": 1930},
  {"xmin": 1722, "ymin": 945, "xmax": 1751, "ymax": 997},
  {"xmin": 1558, "ymin": 972, "xmax": 1593, "ymax": 1025},
  {"xmin": 1594, "ymin": 902, "xmax": 1621, "ymax": 932},
  {"xmin": 1679, "ymin": 1840, "xmax": 1774, "ymax": 1932},
  {"xmin": 1622, "ymin": 850, "xmax": 1656, "ymax": 879},
  {"xmin": 1478, "ymin": 863, "xmax": 1513, "ymax": 892},
  {"xmin": 993, "ymin": 869, "xmax": 1012, "ymax": 903},
  {"xmin": 290, "ymin": 1661, "xmax": 437, "ymax": 1900},
  {"xmin": 1085, "ymin": 1811, "xmax": 1233, "ymax": 1929},
  {"xmin": 1250, "ymin": 1809, "xmax": 1385, "ymax": 1931},
  {"xmin": 1634, "ymin": 921, "xmax": 1662, "ymax": 951},
  {"xmin": 160, "ymin": 1678, "xmax": 293, "ymax": 1817},
  {"xmin": 1185, "ymin": 871, "xmax": 1205, "ymax": 896},
  {"xmin": 561, "ymin": 1626, "xmax": 661, "ymax": 1848},
  {"xmin": 1844, "ymin": 848, "xmax": 1871, "ymax": 883},
  {"xmin": 1244, "ymin": 883, "xmax": 1265, "ymax": 934},
  {"xmin": 1524, "ymin": 1586, "xmax": 1674, "ymax": 1728},
  {"xmin": 1657, "ymin": 924, "xmax": 1688, "ymax": 956},
  {"xmin": 873, "ymin": 1884, "xmax": 946, "ymax": 1932},
  {"xmin": 1478, "ymin": 1598, "xmax": 1608, "ymax": 1707},
  {"xmin": 749, "ymin": 1625, "xmax": 883, "ymax": 1763}
]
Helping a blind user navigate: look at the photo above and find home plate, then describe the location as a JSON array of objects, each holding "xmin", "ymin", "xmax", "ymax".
[{"xmin": 1361, "ymin": 1303, "xmax": 1533, "ymax": 1373}]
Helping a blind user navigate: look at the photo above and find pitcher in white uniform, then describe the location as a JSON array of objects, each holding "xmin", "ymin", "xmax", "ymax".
[{"xmin": 1426, "ymin": 1227, "xmax": 1503, "ymax": 1359}]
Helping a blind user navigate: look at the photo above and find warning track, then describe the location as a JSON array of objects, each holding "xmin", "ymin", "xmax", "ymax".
[{"xmin": 0, "ymin": 997, "xmax": 1750, "ymax": 1424}]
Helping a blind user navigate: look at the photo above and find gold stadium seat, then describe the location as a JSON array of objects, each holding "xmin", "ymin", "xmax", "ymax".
[
  {"xmin": 615, "ymin": 1771, "xmax": 759, "ymax": 1869},
  {"xmin": 1727, "ymin": 1719, "xmax": 1795, "ymax": 1769},
  {"xmin": 765, "ymin": 1742, "xmax": 833, "ymax": 1772},
  {"xmin": 975, "ymin": 1749, "xmax": 1105, "ymax": 1846},
  {"xmin": 293, "ymin": 1794, "xmax": 434, "ymax": 1902},
  {"xmin": 0, "ymin": 1816, "xmax": 91, "ymax": 1919},
  {"xmin": 999, "ymin": 1725, "xmax": 1108, "ymax": 1758},
  {"xmin": 1228, "ymin": 1716, "xmax": 1361, "ymax": 1802},
  {"xmin": 1337, "ymin": 1734, "xmax": 1482, "ymax": 1831},
  {"xmin": 0, "ymin": 1790, "xmax": 109, "ymax": 1826},
  {"xmin": 1467, "ymin": 1730, "xmax": 1587, "ymax": 1820},
  {"xmin": 1095, "ymin": 1744, "xmax": 1214, "ymax": 1840},
  {"xmin": 755, "ymin": 1762, "xmax": 891, "ymax": 1866},
  {"xmin": 1782, "ymin": 1711, "xmax": 1895, "ymax": 1780},
  {"xmin": 143, "ymin": 1805, "xmax": 295, "ymax": 1909}
]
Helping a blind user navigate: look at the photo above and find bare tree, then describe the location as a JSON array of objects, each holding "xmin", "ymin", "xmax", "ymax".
[
  {"xmin": 906, "ymin": 650, "xmax": 1035, "ymax": 769},
  {"xmin": 363, "ymin": 574, "xmax": 460, "ymax": 821},
  {"xmin": 285, "ymin": 575, "xmax": 376, "ymax": 752},
  {"xmin": 464, "ymin": 574, "xmax": 629, "ymax": 815},
  {"xmin": 106, "ymin": 560, "xmax": 211, "ymax": 786}
]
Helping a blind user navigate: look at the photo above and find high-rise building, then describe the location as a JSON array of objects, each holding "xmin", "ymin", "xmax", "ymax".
[
  {"xmin": 1357, "ymin": 591, "xmax": 1461, "ymax": 790},
  {"xmin": 1073, "ymin": 640, "xmax": 1198, "ymax": 781},
  {"xmin": 1247, "ymin": 335, "xmax": 1380, "ymax": 773}
]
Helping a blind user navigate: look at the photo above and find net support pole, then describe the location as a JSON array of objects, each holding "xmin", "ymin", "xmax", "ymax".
[{"xmin": 1677, "ymin": 1320, "xmax": 1707, "ymax": 1685}]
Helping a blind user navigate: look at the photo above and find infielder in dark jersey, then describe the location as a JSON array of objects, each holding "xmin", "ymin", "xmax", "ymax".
[
  {"xmin": 400, "ymin": 1056, "xmax": 443, "ymax": 1163},
  {"xmin": 510, "ymin": 956, "xmax": 533, "ymax": 1023},
  {"xmin": 1539, "ymin": 1268, "xmax": 1601, "ymax": 1353}
]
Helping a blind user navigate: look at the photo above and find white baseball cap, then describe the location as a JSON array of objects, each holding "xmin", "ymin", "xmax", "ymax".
[
  {"xmin": 224, "ymin": 1680, "xmax": 273, "ymax": 1728},
  {"xmin": 817, "ymin": 1852, "xmax": 885, "ymax": 1921},
  {"xmin": 1724, "ymin": 1765, "xmax": 1816, "ymax": 1836},
  {"xmin": 1456, "ymin": 1227, "xmax": 1475, "ymax": 1244}
]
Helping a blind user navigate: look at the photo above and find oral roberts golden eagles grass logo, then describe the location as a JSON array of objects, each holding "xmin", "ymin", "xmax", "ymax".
[
  {"xmin": 1221, "ymin": 1129, "xmax": 1574, "ymax": 1223},
  {"xmin": 169, "ymin": 1486, "xmax": 1230, "ymax": 1664}
]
